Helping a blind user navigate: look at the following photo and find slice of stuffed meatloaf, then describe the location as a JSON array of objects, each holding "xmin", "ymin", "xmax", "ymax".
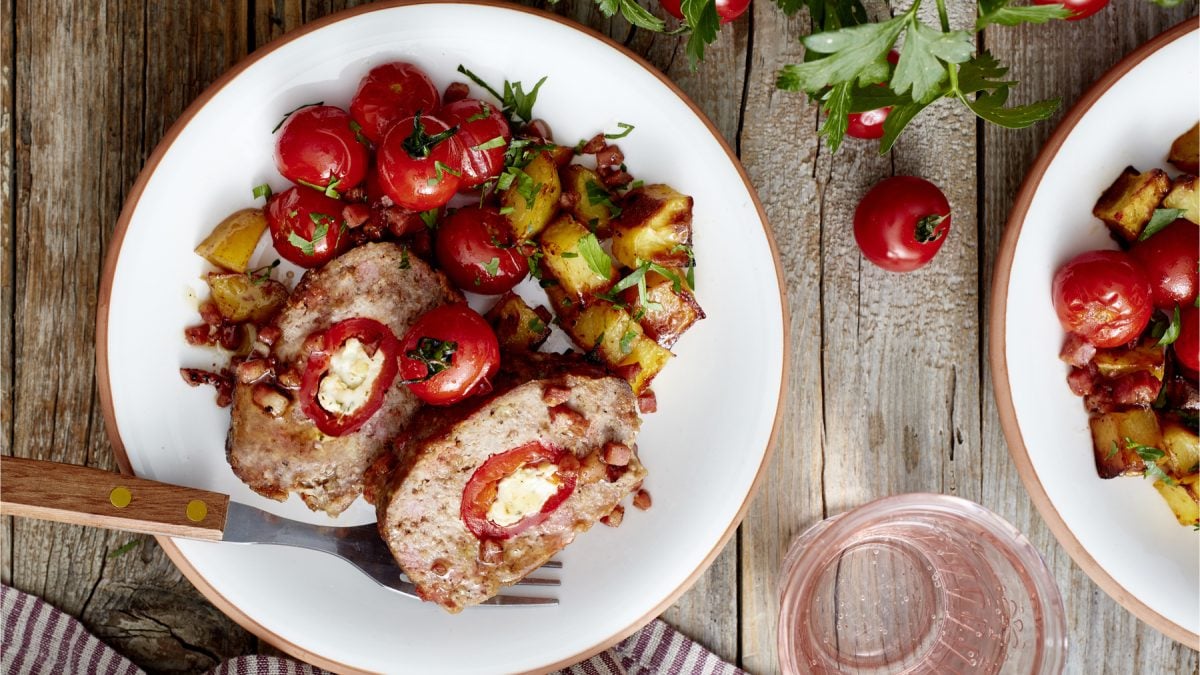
[
  {"xmin": 228, "ymin": 242, "xmax": 460, "ymax": 516},
  {"xmin": 369, "ymin": 355, "xmax": 645, "ymax": 612}
]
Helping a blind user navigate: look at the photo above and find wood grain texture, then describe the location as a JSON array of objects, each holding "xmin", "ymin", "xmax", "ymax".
[
  {"xmin": 1, "ymin": 457, "xmax": 230, "ymax": 540},
  {"xmin": 981, "ymin": 5, "xmax": 1200, "ymax": 673},
  {"xmin": 5, "ymin": 1, "xmax": 1200, "ymax": 673}
]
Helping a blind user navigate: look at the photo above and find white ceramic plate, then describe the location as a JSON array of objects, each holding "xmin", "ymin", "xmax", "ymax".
[
  {"xmin": 98, "ymin": 2, "xmax": 785, "ymax": 672},
  {"xmin": 991, "ymin": 21, "xmax": 1198, "ymax": 648}
]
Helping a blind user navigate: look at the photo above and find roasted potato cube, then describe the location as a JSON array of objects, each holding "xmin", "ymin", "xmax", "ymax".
[
  {"xmin": 207, "ymin": 273, "xmax": 287, "ymax": 323},
  {"xmin": 615, "ymin": 336, "xmax": 673, "ymax": 395},
  {"xmin": 612, "ymin": 184, "xmax": 693, "ymax": 269},
  {"xmin": 485, "ymin": 292, "xmax": 552, "ymax": 352},
  {"xmin": 502, "ymin": 152, "xmax": 561, "ymax": 240},
  {"xmin": 1161, "ymin": 417, "xmax": 1200, "ymax": 478},
  {"xmin": 1093, "ymin": 342, "xmax": 1165, "ymax": 381},
  {"xmin": 1168, "ymin": 122, "xmax": 1199, "ymax": 174},
  {"xmin": 539, "ymin": 214, "xmax": 618, "ymax": 299},
  {"xmin": 621, "ymin": 270, "xmax": 705, "ymax": 349},
  {"xmin": 1162, "ymin": 174, "xmax": 1198, "ymax": 224},
  {"xmin": 194, "ymin": 209, "xmax": 268, "ymax": 272},
  {"xmin": 570, "ymin": 302, "xmax": 639, "ymax": 364},
  {"xmin": 561, "ymin": 165, "xmax": 617, "ymax": 237},
  {"xmin": 1090, "ymin": 408, "xmax": 1163, "ymax": 478},
  {"xmin": 1092, "ymin": 167, "xmax": 1171, "ymax": 243},
  {"xmin": 1154, "ymin": 473, "xmax": 1199, "ymax": 528}
]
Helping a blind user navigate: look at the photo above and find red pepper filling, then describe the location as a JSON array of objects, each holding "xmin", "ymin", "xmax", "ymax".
[
  {"xmin": 298, "ymin": 317, "xmax": 400, "ymax": 437},
  {"xmin": 460, "ymin": 441, "xmax": 578, "ymax": 541}
]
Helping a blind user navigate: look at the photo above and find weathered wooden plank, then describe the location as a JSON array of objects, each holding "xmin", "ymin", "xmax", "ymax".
[
  {"xmin": 7, "ymin": 1, "xmax": 257, "ymax": 672},
  {"xmin": 981, "ymin": 6, "xmax": 1200, "ymax": 673},
  {"xmin": 2, "ymin": 0, "xmax": 17, "ymax": 589}
]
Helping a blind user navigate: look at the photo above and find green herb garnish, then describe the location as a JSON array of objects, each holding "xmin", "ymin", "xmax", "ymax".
[
  {"xmin": 272, "ymin": 101, "xmax": 323, "ymax": 133},
  {"xmin": 481, "ymin": 257, "xmax": 501, "ymax": 277},
  {"xmin": 604, "ymin": 122, "xmax": 636, "ymax": 140},
  {"xmin": 473, "ymin": 136, "xmax": 507, "ymax": 152},
  {"xmin": 577, "ymin": 233, "xmax": 613, "ymax": 279},
  {"xmin": 252, "ymin": 183, "xmax": 272, "ymax": 200},
  {"xmin": 1140, "ymin": 209, "xmax": 1185, "ymax": 241}
]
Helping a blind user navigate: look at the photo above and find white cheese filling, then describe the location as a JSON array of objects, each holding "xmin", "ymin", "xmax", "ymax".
[
  {"xmin": 487, "ymin": 463, "xmax": 561, "ymax": 527},
  {"xmin": 317, "ymin": 337, "xmax": 386, "ymax": 415}
]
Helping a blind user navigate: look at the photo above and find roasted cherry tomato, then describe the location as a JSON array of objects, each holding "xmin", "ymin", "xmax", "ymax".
[
  {"xmin": 298, "ymin": 318, "xmax": 400, "ymax": 437},
  {"xmin": 1174, "ymin": 306, "xmax": 1199, "ymax": 374},
  {"xmin": 460, "ymin": 441, "xmax": 578, "ymax": 540},
  {"xmin": 435, "ymin": 207, "xmax": 529, "ymax": 294},
  {"xmin": 440, "ymin": 98, "xmax": 511, "ymax": 189},
  {"xmin": 264, "ymin": 186, "xmax": 348, "ymax": 267},
  {"xmin": 275, "ymin": 105, "xmax": 368, "ymax": 195},
  {"xmin": 1129, "ymin": 219, "xmax": 1199, "ymax": 310},
  {"xmin": 376, "ymin": 114, "xmax": 465, "ymax": 211},
  {"xmin": 349, "ymin": 62, "xmax": 441, "ymax": 144},
  {"xmin": 853, "ymin": 176, "xmax": 951, "ymax": 272},
  {"xmin": 1052, "ymin": 250, "xmax": 1153, "ymax": 349},
  {"xmin": 1034, "ymin": 0, "xmax": 1108, "ymax": 20},
  {"xmin": 658, "ymin": 0, "xmax": 750, "ymax": 23},
  {"xmin": 398, "ymin": 304, "xmax": 500, "ymax": 406}
]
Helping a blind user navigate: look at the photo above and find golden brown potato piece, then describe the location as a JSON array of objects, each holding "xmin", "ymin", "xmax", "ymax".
[
  {"xmin": 561, "ymin": 165, "xmax": 617, "ymax": 237},
  {"xmin": 207, "ymin": 272, "xmax": 288, "ymax": 323},
  {"xmin": 1089, "ymin": 408, "xmax": 1163, "ymax": 479},
  {"xmin": 1093, "ymin": 342, "xmax": 1165, "ymax": 381},
  {"xmin": 1154, "ymin": 473, "xmax": 1199, "ymax": 528},
  {"xmin": 566, "ymin": 302, "xmax": 672, "ymax": 394},
  {"xmin": 195, "ymin": 209, "xmax": 268, "ymax": 272},
  {"xmin": 621, "ymin": 270, "xmax": 705, "ymax": 349},
  {"xmin": 501, "ymin": 152, "xmax": 561, "ymax": 241},
  {"xmin": 1161, "ymin": 417, "xmax": 1200, "ymax": 478},
  {"xmin": 1092, "ymin": 167, "xmax": 1171, "ymax": 243},
  {"xmin": 1162, "ymin": 174, "xmax": 1198, "ymax": 224},
  {"xmin": 539, "ymin": 214, "xmax": 618, "ymax": 299},
  {"xmin": 1168, "ymin": 122, "xmax": 1199, "ymax": 174},
  {"xmin": 611, "ymin": 184, "xmax": 693, "ymax": 269},
  {"xmin": 485, "ymin": 292, "xmax": 552, "ymax": 353}
]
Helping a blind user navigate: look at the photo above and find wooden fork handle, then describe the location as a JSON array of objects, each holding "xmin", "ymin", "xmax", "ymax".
[{"xmin": 0, "ymin": 456, "xmax": 229, "ymax": 541}]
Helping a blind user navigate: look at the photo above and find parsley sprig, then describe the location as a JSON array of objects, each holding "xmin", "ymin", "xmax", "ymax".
[
  {"xmin": 456, "ymin": 65, "xmax": 547, "ymax": 125},
  {"xmin": 775, "ymin": 0, "xmax": 1066, "ymax": 153},
  {"xmin": 1125, "ymin": 437, "xmax": 1176, "ymax": 486}
]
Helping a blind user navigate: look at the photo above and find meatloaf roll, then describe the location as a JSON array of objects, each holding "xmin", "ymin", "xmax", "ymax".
[
  {"xmin": 371, "ymin": 359, "xmax": 645, "ymax": 612},
  {"xmin": 228, "ymin": 242, "xmax": 460, "ymax": 516}
]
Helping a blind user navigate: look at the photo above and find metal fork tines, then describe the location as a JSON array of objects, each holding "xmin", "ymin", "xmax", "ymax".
[{"xmin": 221, "ymin": 502, "xmax": 560, "ymax": 606}]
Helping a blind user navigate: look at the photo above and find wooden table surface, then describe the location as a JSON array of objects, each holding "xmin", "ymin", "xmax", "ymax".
[{"xmin": 2, "ymin": 1, "xmax": 1199, "ymax": 673}]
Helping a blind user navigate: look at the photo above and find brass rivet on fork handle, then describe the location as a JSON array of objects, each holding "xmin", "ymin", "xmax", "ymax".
[{"xmin": 109, "ymin": 487, "xmax": 132, "ymax": 508}]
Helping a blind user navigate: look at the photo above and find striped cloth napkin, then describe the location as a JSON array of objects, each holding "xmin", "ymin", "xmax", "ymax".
[{"xmin": 1, "ymin": 585, "xmax": 743, "ymax": 675}]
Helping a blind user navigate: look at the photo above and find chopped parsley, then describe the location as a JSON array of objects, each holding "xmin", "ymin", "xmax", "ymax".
[
  {"xmin": 1139, "ymin": 209, "xmax": 1185, "ymax": 241},
  {"xmin": 561, "ymin": 251, "xmax": 579, "ymax": 258},
  {"xmin": 297, "ymin": 176, "xmax": 342, "ymax": 199},
  {"xmin": 428, "ymin": 161, "xmax": 462, "ymax": 186},
  {"xmin": 472, "ymin": 136, "xmax": 507, "ymax": 152},
  {"xmin": 108, "ymin": 539, "xmax": 140, "ymax": 558},
  {"xmin": 604, "ymin": 122, "xmax": 635, "ymax": 139},
  {"xmin": 249, "ymin": 259, "xmax": 281, "ymax": 285},
  {"xmin": 619, "ymin": 329, "xmax": 637, "ymax": 355},
  {"xmin": 1157, "ymin": 306, "xmax": 1182, "ymax": 346},
  {"xmin": 528, "ymin": 317, "xmax": 547, "ymax": 334},
  {"xmin": 398, "ymin": 248, "xmax": 411, "ymax": 270},
  {"xmin": 348, "ymin": 119, "xmax": 371, "ymax": 146},
  {"xmin": 466, "ymin": 102, "xmax": 493, "ymax": 123},
  {"xmin": 400, "ymin": 337, "xmax": 458, "ymax": 384},
  {"xmin": 272, "ymin": 101, "xmax": 323, "ymax": 133},
  {"xmin": 481, "ymin": 257, "xmax": 501, "ymax": 277},
  {"xmin": 1125, "ymin": 437, "xmax": 1176, "ymax": 486},
  {"xmin": 419, "ymin": 209, "xmax": 439, "ymax": 229},
  {"xmin": 252, "ymin": 183, "xmax": 272, "ymax": 200},
  {"xmin": 455, "ymin": 65, "xmax": 547, "ymax": 124},
  {"xmin": 585, "ymin": 180, "xmax": 622, "ymax": 218},
  {"xmin": 577, "ymin": 233, "xmax": 612, "ymax": 279},
  {"xmin": 288, "ymin": 214, "xmax": 332, "ymax": 256}
]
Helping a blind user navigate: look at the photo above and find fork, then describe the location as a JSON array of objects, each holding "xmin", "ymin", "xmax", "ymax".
[{"xmin": 0, "ymin": 456, "xmax": 558, "ymax": 606}]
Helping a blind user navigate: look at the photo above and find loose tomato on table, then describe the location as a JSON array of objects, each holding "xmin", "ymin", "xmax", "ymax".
[
  {"xmin": 376, "ymin": 114, "xmax": 465, "ymax": 211},
  {"xmin": 460, "ymin": 441, "xmax": 578, "ymax": 541},
  {"xmin": 398, "ymin": 304, "xmax": 500, "ymax": 406},
  {"xmin": 264, "ymin": 186, "xmax": 348, "ymax": 267},
  {"xmin": 1173, "ymin": 306, "xmax": 1199, "ymax": 374},
  {"xmin": 1128, "ymin": 219, "xmax": 1198, "ymax": 310},
  {"xmin": 435, "ymin": 206, "xmax": 529, "ymax": 294},
  {"xmin": 853, "ymin": 176, "xmax": 952, "ymax": 272},
  {"xmin": 274, "ymin": 105, "xmax": 368, "ymax": 195},
  {"xmin": 440, "ymin": 98, "xmax": 511, "ymax": 189},
  {"xmin": 1034, "ymin": 0, "xmax": 1108, "ymax": 20},
  {"xmin": 1052, "ymin": 250, "xmax": 1153, "ymax": 349},
  {"xmin": 298, "ymin": 318, "xmax": 401, "ymax": 437},
  {"xmin": 349, "ymin": 61, "xmax": 441, "ymax": 144},
  {"xmin": 658, "ymin": 0, "xmax": 750, "ymax": 23}
]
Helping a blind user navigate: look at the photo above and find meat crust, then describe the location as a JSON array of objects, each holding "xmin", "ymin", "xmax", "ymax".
[
  {"xmin": 227, "ymin": 242, "xmax": 461, "ymax": 515},
  {"xmin": 372, "ymin": 359, "xmax": 644, "ymax": 612}
]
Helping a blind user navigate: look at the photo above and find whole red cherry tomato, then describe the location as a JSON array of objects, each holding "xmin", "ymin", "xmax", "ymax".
[
  {"xmin": 1128, "ymin": 219, "xmax": 1198, "ymax": 310},
  {"xmin": 853, "ymin": 176, "xmax": 952, "ymax": 272},
  {"xmin": 264, "ymin": 186, "xmax": 348, "ymax": 267},
  {"xmin": 275, "ymin": 105, "xmax": 368, "ymax": 195},
  {"xmin": 659, "ymin": 0, "xmax": 750, "ymax": 23},
  {"xmin": 297, "ymin": 318, "xmax": 400, "ymax": 437},
  {"xmin": 440, "ymin": 98, "xmax": 511, "ymax": 189},
  {"xmin": 460, "ymin": 441, "xmax": 578, "ymax": 541},
  {"xmin": 1173, "ymin": 306, "xmax": 1199, "ymax": 374},
  {"xmin": 376, "ymin": 114, "xmax": 465, "ymax": 211},
  {"xmin": 398, "ymin": 304, "xmax": 500, "ymax": 406},
  {"xmin": 1052, "ymin": 250, "xmax": 1153, "ymax": 349},
  {"xmin": 349, "ymin": 62, "xmax": 441, "ymax": 144},
  {"xmin": 1034, "ymin": 0, "xmax": 1108, "ymax": 20},
  {"xmin": 435, "ymin": 207, "xmax": 529, "ymax": 294}
]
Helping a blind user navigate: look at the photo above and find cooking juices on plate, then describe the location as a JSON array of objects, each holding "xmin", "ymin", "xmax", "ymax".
[
  {"xmin": 1051, "ymin": 122, "xmax": 1199, "ymax": 529},
  {"xmin": 181, "ymin": 61, "xmax": 704, "ymax": 611}
]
